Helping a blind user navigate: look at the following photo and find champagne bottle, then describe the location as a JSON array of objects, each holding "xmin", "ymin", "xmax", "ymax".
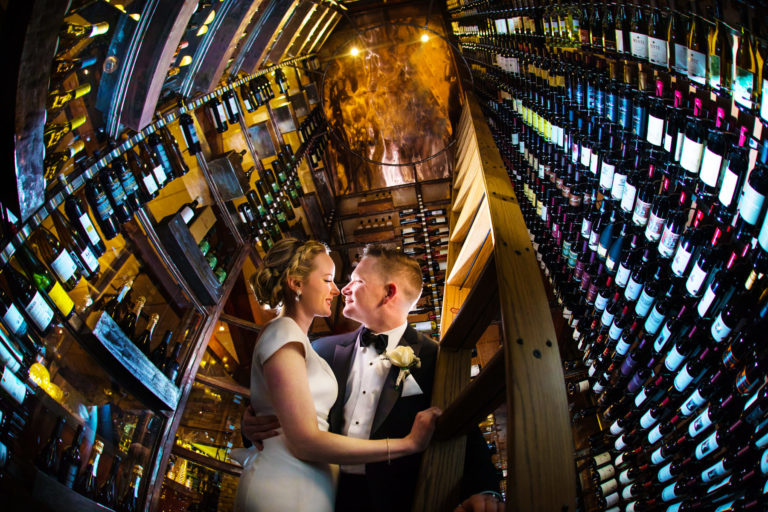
[
  {"xmin": 14, "ymin": 244, "xmax": 75, "ymax": 319},
  {"xmin": 102, "ymin": 277, "xmax": 134, "ymax": 320},
  {"xmin": 57, "ymin": 423, "xmax": 84, "ymax": 488},
  {"xmin": 134, "ymin": 313, "xmax": 158, "ymax": 356},
  {"xmin": 708, "ymin": 16, "xmax": 731, "ymax": 95},
  {"xmin": 28, "ymin": 227, "xmax": 82, "ymax": 291},
  {"xmin": 149, "ymin": 330, "xmax": 172, "ymax": 369},
  {"xmin": 43, "ymin": 139, "xmax": 84, "ymax": 181},
  {"xmin": 46, "ymin": 83, "xmax": 91, "ymax": 115},
  {"xmin": 44, "ymin": 115, "xmax": 86, "ymax": 149},
  {"xmin": 74, "ymin": 439, "xmax": 103, "ymax": 498},
  {"xmin": 59, "ymin": 173, "xmax": 106, "ymax": 256},
  {"xmin": 96, "ymin": 455, "xmax": 121, "ymax": 508},
  {"xmin": 84, "ymin": 176, "xmax": 120, "ymax": 240},
  {"xmin": 50, "ymin": 56, "xmax": 97, "ymax": 86},
  {"xmin": 35, "ymin": 416, "xmax": 64, "ymax": 475},
  {"xmin": 117, "ymin": 464, "xmax": 143, "ymax": 512},
  {"xmin": 58, "ymin": 21, "xmax": 109, "ymax": 51},
  {"xmin": 119, "ymin": 296, "xmax": 145, "ymax": 340}
]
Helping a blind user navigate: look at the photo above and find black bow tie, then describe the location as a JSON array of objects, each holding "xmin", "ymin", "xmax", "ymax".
[{"xmin": 360, "ymin": 328, "xmax": 388, "ymax": 354}]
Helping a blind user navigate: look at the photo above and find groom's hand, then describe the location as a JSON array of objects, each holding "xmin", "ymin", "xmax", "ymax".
[{"xmin": 241, "ymin": 405, "xmax": 280, "ymax": 450}]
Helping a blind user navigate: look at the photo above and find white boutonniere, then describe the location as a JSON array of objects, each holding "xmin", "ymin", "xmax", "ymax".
[{"xmin": 380, "ymin": 346, "xmax": 421, "ymax": 389}]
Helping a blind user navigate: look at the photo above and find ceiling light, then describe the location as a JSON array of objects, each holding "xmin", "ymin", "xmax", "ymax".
[
  {"xmin": 350, "ymin": 46, "xmax": 359, "ymax": 57},
  {"xmin": 421, "ymin": 33, "xmax": 429, "ymax": 43}
]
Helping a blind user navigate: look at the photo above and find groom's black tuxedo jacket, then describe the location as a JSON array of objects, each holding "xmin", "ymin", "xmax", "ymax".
[{"xmin": 313, "ymin": 326, "xmax": 498, "ymax": 511}]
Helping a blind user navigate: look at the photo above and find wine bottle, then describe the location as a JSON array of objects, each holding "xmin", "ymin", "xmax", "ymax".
[
  {"xmin": 615, "ymin": 1, "xmax": 629, "ymax": 55},
  {"xmin": 734, "ymin": 26, "xmax": 757, "ymax": 111},
  {"xmin": 138, "ymin": 140, "xmax": 168, "ymax": 191},
  {"xmin": 74, "ymin": 439, "xmax": 103, "ymax": 498},
  {"xmin": 28, "ymin": 227, "xmax": 82, "ymax": 291},
  {"xmin": 629, "ymin": 5, "xmax": 648, "ymax": 61},
  {"xmin": 708, "ymin": 17, "xmax": 731, "ymax": 95},
  {"xmin": 163, "ymin": 341, "xmax": 183, "ymax": 382},
  {"xmin": 58, "ymin": 21, "xmax": 109, "ymax": 51},
  {"xmin": 698, "ymin": 107, "xmax": 728, "ymax": 190},
  {"xmin": 57, "ymin": 423, "xmax": 84, "ymax": 488},
  {"xmin": 13, "ymin": 244, "xmax": 75, "ymax": 319},
  {"xmin": 117, "ymin": 464, "xmax": 143, "ymax": 512},
  {"xmin": 46, "ymin": 83, "xmax": 91, "ymax": 115},
  {"xmin": 736, "ymin": 140, "xmax": 768, "ymax": 226},
  {"xmin": 44, "ymin": 115, "xmax": 86, "ymax": 149},
  {"xmin": 147, "ymin": 133, "xmax": 177, "ymax": 183},
  {"xmin": 134, "ymin": 313, "xmax": 158, "ymax": 356},
  {"xmin": 84, "ymin": 176, "xmax": 120, "ymax": 240},
  {"xmin": 149, "ymin": 330, "xmax": 172, "ymax": 369},
  {"xmin": 178, "ymin": 196, "xmax": 203, "ymax": 225},
  {"xmin": 240, "ymin": 83, "xmax": 257, "ymax": 112},
  {"xmin": 96, "ymin": 455, "xmax": 121, "ymax": 508},
  {"xmin": 679, "ymin": 98, "xmax": 706, "ymax": 176},
  {"xmin": 686, "ymin": 13, "xmax": 708, "ymax": 86},
  {"xmin": 99, "ymin": 162, "xmax": 133, "ymax": 224},
  {"xmin": 178, "ymin": 112, "xmax": 202, "ymax": 155},
  {"xmin": 669, "ymin": 10, "xmax": 689, "ymax": 75},
  {"xmin": 2, "ymin": 266, "xmax": 55, "ymax": 335},
  {"xmin": 222, "ymin": 90, "xmax": 241, "ymax": 124},
  {"xmin": 35, "ymin": 416, "xmax": 64, "ymax": 475},
  {"xmin": 124, "ymin": 147, "xmax": 159, "ymax": 204},
  {"xmin": 647, "ymin": 7, "xmax": 667, "ymax": 68},
  {"xmin": 43, "ymin": 139, "xmax": 84, "ymax": 181},
  {"xmin": 119, "ymin": 296, "xmax": 145, "ymax": 340},
  {"xmin": 59, "ymin": 173, "xmax": 106, "ymax": 256},
  {"xmin": 158, "ymin": 127, "xmax": 190, "ymax": 177},
  {"xmin": 208, "ymin": 97, "xmax": 228, "ymax": 133},
  {"xmin": 110, "ymin": 155, "xmax": 141, "ymax": 212},
  {"xmin": 50, "ymin": 56, "xmax": 97, "ymax": 87}
]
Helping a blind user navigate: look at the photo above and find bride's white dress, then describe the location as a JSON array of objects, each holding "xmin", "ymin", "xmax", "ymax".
[{"xmin": 233, "ymin": 316, "xmax": 339, "ymax": 512}]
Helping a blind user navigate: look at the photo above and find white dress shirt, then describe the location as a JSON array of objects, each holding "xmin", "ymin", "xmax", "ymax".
[{"xmin": 341, "ymin": 322, "xmax": 408, "ymax": 474}]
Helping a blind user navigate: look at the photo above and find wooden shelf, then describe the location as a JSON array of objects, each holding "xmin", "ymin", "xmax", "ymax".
[
  {"xmin": 32, "ymin": 466, "xmax": 115, "ymax": 512},
  {"xmin": 171, "ymin": 444, "xmax": 242, "ymax": 477}
]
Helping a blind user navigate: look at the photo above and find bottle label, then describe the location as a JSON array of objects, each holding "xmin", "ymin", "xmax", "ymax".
[
  {"xmin": 581, "ymin": 146, "xmax": 591, "ymax": 168},
  {"xmin": 606, "ymin": 93, "xmax": 617, "ymax": 123},
  {"xmin": 709, "ymin": 55, "xmax": 722, "ymax": 90},
  {"xmin": 78, "ymin": 213, "xmax": 101, "ymax": 247},
  {"xmin": 647, "ymin": 114, "xmax": 665, "ymax": 147},
  {"xmin": 79, "ymin": 247, "xmax": 99, "ymax": 273},
  {"xmin": 621, "ymin": 182, "xmax": 637, "ymax": 213},
  {"xmin": 674, "ymin": 43, "xmax": 688, "ymax": 74},
  {"xmin": 695, "ymin": 430, "xmax": 720, "ymax": 459},
  {"xmin": 645, "ymin": 307, "xmax": 665, "ymax": 335},
  {"xmin": 106, "ymin": 176, "xmax": 127, "ymax": 207},
  {"xmin": 589, "ymin": 229, "xmax": 600, "ymax": 250},
  {"xmin": 688, "ymin": 49, "xmax": 707, "ymax": 85},
  {"xmin": 1, "ymin": 366, "xmax": 25, "ymax": 404},
  {"xmin": 682, "ymin": 388, "xmax": 706, "ymax": 417},
  {"xmin": 616, "ymin": 263, "xmax": 632, "ymax": 288},
  {"xmin": 671, "ymin": 243, "xmax": 693, "ymax": 277},
  {"xmin": 597, "ymin": 464, "xmax": 616, "ymax": 481},
  {"xmin": 152, "ymin": 165, "xmax": 167, "ymax": 186},
  {"xmin": 710, "ymin": 313, "xmax": 732, "ymax": 343},
  {"xmin": 3, "ymin": 304, "xmax": 25, "ymax": 335},
  {"xmin": 0, "ymin": 339, "xmax": 21, "ymax": 374},
  {"xmin": 604, "ymin": 494, "xmax": 619, "ymax": 509},
  {"xmin": 661, "ymin": 481, "xmax": 678, "ymax": 502},
  {"xmin": 633, "ymin": 199, "xmax": 651, "ymax": 226},
  {"xmin": 674, "ymin": 366, "xmax": 696, "ymax": 396},
  {"xmin": 718, "ymin": 167, "xmax": 740, "ymax": 207},
  {"xmin": 635, "ymin": 289, "xmax": 655, "ymax": 318},
  {"xmin": 47, "ymin": 281, "xmax": 74, "ymax": 317},
  {"xmin": 180, "ymin": 206, "xmax": 194, "ymax": 224},
  {"xmin": 699, "ymin": 148, "xmax": 723, "ymax": 187},
  {"xmin": 595, "ymin": 293, "xmax": 610, "ymax": 312},
  {"xmin": 593, "ymin": 451, "xmax": 612, "ymax": 467},
  {"xmin": 0, "ymin": 441, "xmax": 6, "ymax": 467},
  {"xmin": 734, "ymin": 67, "xmax": 754, "ymax": 110},
  {"xmin": 91, "ymin": 189, "xmax": 113, "ymax": 221},
  {"xmin": 762, "ymin": 78, "xmax": 768, "ymax": 122},
  {"xmin": 738, "ymin": 182, "xmax": 766, "ymax": 225},
  {"xmin": 26, "ymin": 291, "xmax": 54, "ymax": 332},
  {"xmin": 648, "ymin": 422, "xmax": 664, "ymax": 445},
  {"xmin": 143, "ymin": 174, "xmax": 159, "ymax": 195},
  {"xmin": 620, "ymin": 470, "xmax": 634, "ymax": 486},
  {"xmin": 616, "ymin": 337, "xmax": 632, "ymax": 357},
  {"xmin": 685, "ymin": 262, "xmax": 708, "ymax": 296},
  {"xmin": 658, "ymin": 461, "xmax": 675, "ymax": 483},
  {"xmin": 625, "ymin": 276, "xmax": 643, "ymax": 301},
  {"xmin": 664, "ymin": 131, "xmax": 674, "ymax": 153},
  {"xmin": 658, "ymin": 225, "xmax": 681, "ymax": 258},
  {"xmin": 706, "ymin": 475, "xmax": 731, "ymax": 495},
  {"xmin": 648, "ymin": 36, "xmax": 668, "ymax": 67},
  {"xmin": 680, "ymin": 136, "xmax": 705, "ymax": 174},
  {"xmin": 581, "ymin": 217, "xmax": 592, "ymax": 238},
  {"xmin": 697, "ymin": 286, "xmax": 717, "ymax": 317},
  {"xmin": 601, "ymin": 478, "xmax": 618, "ymax": 496},
  {"xmin": 715, "ymin": 501, "xmax": 737, "ymax": 512},
  {"xmin": 761, "ymin": 448, "xmax": 768, "ymax": 474},
  {"xmin": 689, "ymin": 407, "xmax": 713, "ymax": 438},
  {"xmin": 640, "ymin": 408, "xmax": 658, "ymax": 429},
  {"xmin": 601, "ymin": 308, "xmax": 616, "ymax": 327},
  {"xmin": 651, "ymin": 446, "xmax": 667, "ymax": 465},
  {"xmin": 634, "ymin": 387, "xmax": 648, "ymax": 407},
  {"xmin": 702, "ymin": 459, "xmax": 727, "ymax": 483},
  {"xmin": 600, "ymin": 161, "xmax": 616, "ymax": 191},
  {"xmin": 630, "ymin": 32, "xmax": 648, "ymax": 59},
  {"xmin": 610, "ymin": 172, "xmax": 627, "ymax": 201},
  {"xmin": 654, "ymin": 323, "xmax": 673, "ymax": 353},
  {"xmin": 615, "ymin": 29, "xmax": 624, "ymax": 53},
  {"xmin": 590, "ymin": 152, "xmax": 600, "ymax": 175},
  {"xmin": 51, "ymin": 250, "xmax": 78, "ymax": 283},
  {"xmin": 760, "ymin": 209, "xmax": 768, "ymax": 253},
  {"xmin": 609, "ymin": 321, "xmax": 623, "ymax": 341},
  {"xmin": 665, "ymin": 344, "xmax": 686, "ymax": 372}
]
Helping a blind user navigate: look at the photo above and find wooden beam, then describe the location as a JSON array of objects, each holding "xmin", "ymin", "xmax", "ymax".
[
  {"xmin": 171, "ymin": 444, "xmax": 243, "ymax": 477},
  {"xmin": 195, "ymin": 373, "xmax": 250, "ymax": 397}
]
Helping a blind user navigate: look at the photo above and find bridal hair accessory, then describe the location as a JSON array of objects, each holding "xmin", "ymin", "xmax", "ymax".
[{"xmin": 381, "ymin": 346, "xmax": 421, "ymax": 389}]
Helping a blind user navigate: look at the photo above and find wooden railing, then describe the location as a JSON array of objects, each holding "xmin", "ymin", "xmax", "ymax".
[{"xmin": 413, "ymin": 94, "xmax": 577, "ymax": 512}]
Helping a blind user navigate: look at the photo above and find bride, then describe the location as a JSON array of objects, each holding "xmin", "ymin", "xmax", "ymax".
[{"xmin": 233, "ymin": 238, "xmax": 440, "ymax": 512}]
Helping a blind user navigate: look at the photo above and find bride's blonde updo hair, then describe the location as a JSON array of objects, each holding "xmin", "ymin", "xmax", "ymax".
[{"xmin": 250, "ymin": 238, "xmax": 329, "ymax": 308}]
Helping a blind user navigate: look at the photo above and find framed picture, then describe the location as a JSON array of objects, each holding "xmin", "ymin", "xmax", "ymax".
[
  {"xmin": 247, "ymin": 122, "xmax": 276, "ymax": 158},
  {"xmin": 290, "ymin": 92, "xmax": 309, "ymax": 118},
  {"xmin": 273, "ymin": 105, "xmax": 296, "ymax": 133},
  {"xmin": 305, "ymin": 83, "xmax": 319, "ymax": 105}
]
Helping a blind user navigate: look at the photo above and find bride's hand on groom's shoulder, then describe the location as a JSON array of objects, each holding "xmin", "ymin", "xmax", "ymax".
[
  {"xmin": 408, "ymin": 406, "xmax": 442, "ymax": 452},
  {"xmin": 242, "ymin": 405, "xmax": 281, "ymax": 450}
]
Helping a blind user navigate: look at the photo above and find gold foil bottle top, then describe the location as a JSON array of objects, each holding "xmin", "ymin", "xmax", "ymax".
[
  {"xmin": 93, "ymin": 440, "xmax": 104, "ymax": 454},
  {"xmin": 133, "ymin": 464, "xmax": 144, "ymax": 477}
]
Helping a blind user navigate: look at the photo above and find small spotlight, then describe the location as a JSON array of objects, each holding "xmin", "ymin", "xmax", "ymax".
[
  {"xmin": 350, "ymin": 46, "xmax": 359, "ymax": 57},
  {"xmin": 421, "ymin": 33, "xmax": 429, "ymax": 43}
]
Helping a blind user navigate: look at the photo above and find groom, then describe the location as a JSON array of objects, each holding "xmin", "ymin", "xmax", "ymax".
[{"xmin": 243, "ymin": 244, "xmax": 501, "ymax": 512}]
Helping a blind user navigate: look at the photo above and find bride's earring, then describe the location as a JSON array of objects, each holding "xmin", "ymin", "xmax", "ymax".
[{"xmin": 295, "ymin": 290, "xmax": 301, "ymax": 302}]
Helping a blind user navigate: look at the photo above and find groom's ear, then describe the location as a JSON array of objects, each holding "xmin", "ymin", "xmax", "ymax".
[{"xmin": 381, "ymin": 283, "xmax": 397, "ymax": 304}]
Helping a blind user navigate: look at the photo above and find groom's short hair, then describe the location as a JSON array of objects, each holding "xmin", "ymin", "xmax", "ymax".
[{"xmin": 363, "ymin": 244, "xmax": 423, "ymax": 304}]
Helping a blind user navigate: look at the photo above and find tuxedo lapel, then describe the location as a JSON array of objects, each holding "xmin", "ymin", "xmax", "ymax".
[
  {"xmin": 327, "ymin": 329, "xmax": 360, "ymax": 432},
  {"xmin": 371, "ymin": 326, "xmax": 424, "ymax": 434}
]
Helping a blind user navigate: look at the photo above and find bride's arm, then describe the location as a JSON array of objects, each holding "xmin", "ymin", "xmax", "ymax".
[{"xmin": 263, "ymin": 343, "xmax": 438, "ymax": 464}]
